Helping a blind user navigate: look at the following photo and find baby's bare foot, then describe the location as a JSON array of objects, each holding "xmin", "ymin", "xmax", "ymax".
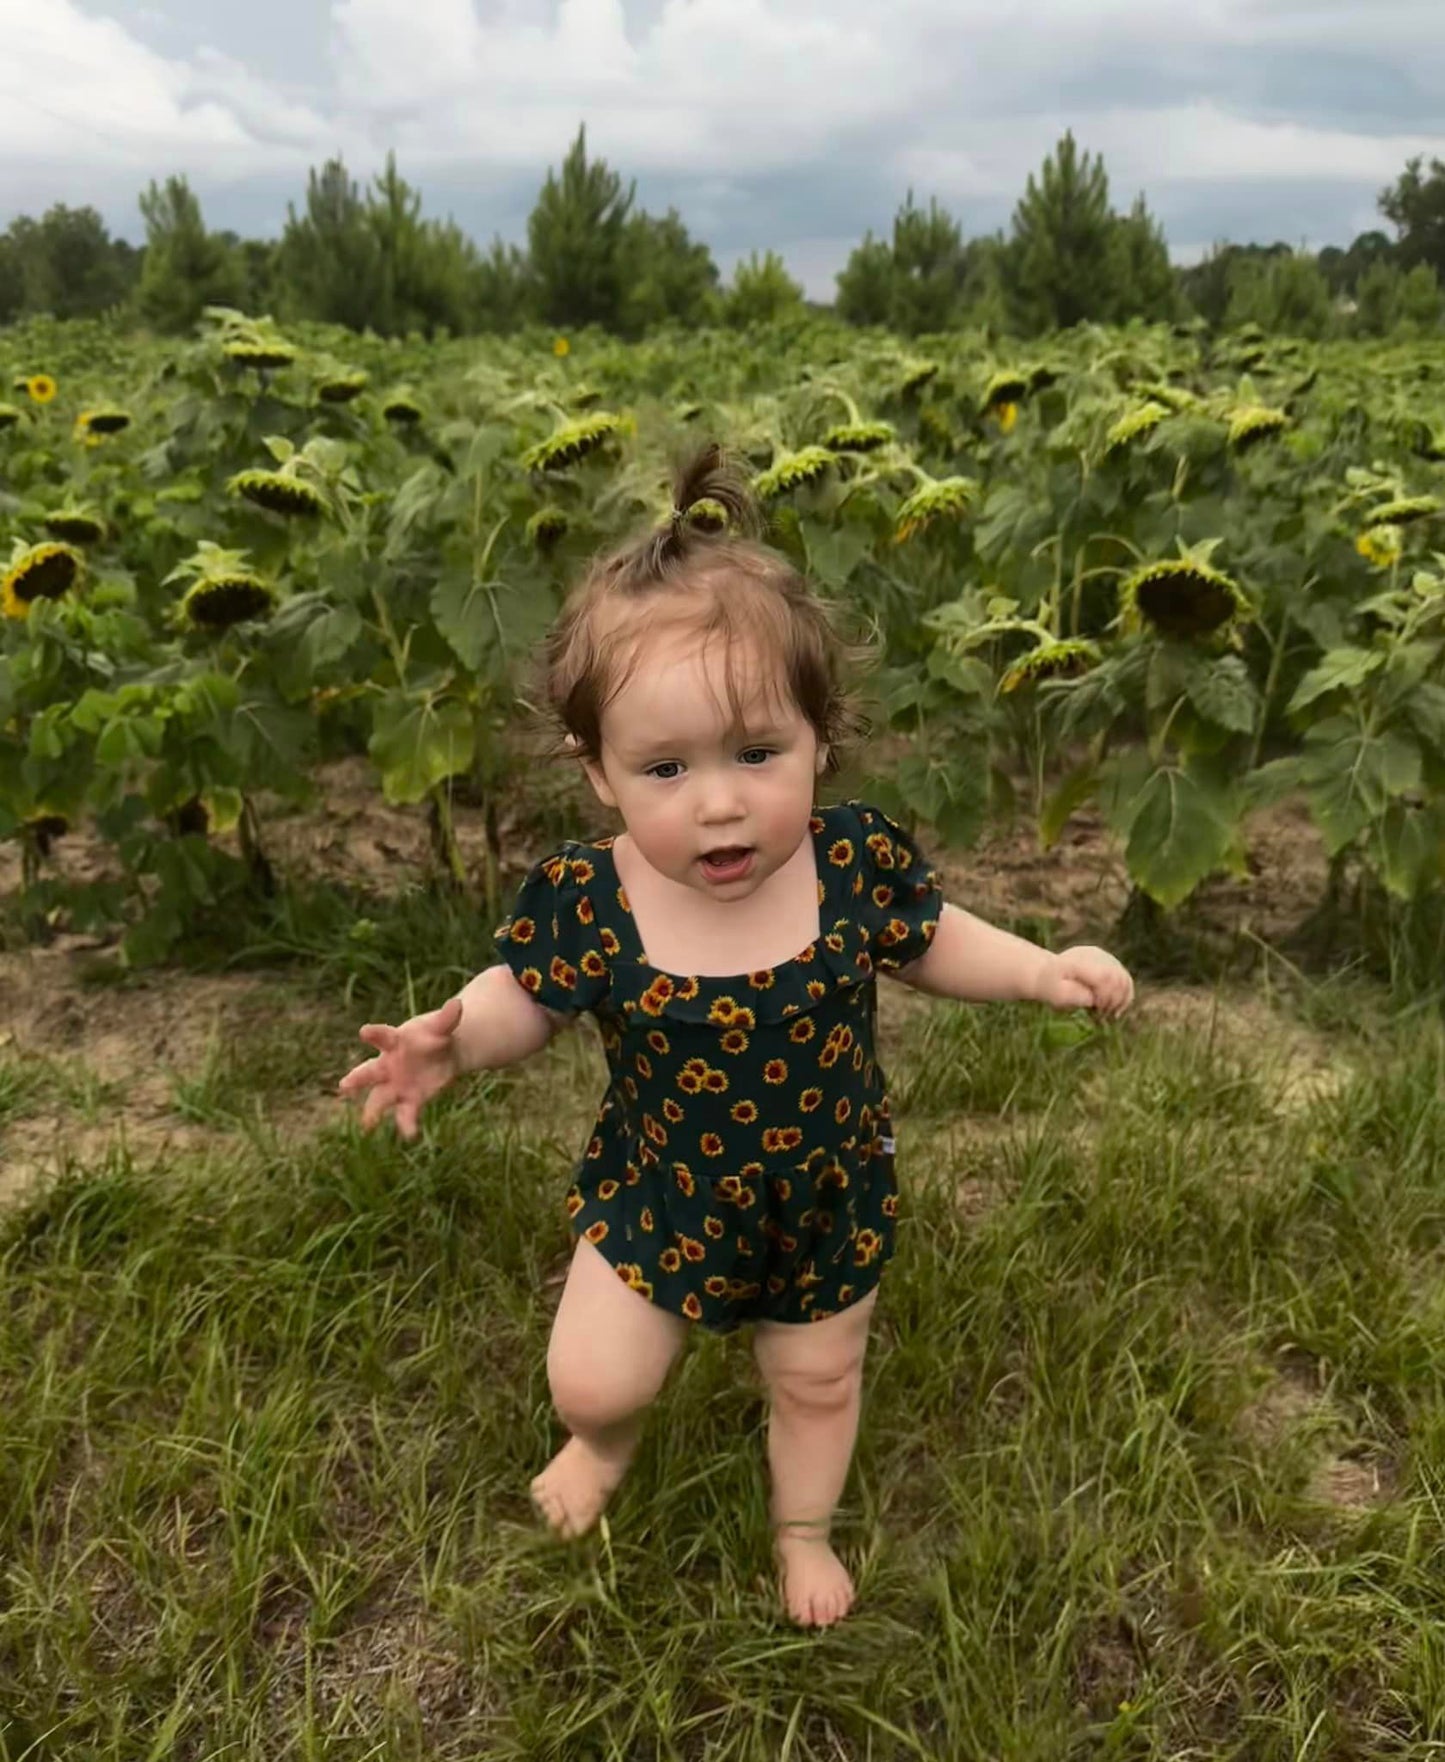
[
  {"xmin": 775, "ymin": 1532, "xmax": 856, "ymax": 1627},
  {"xmin": 530, "ymin": 1436, "xmax": 632, "ymax": 1539}
]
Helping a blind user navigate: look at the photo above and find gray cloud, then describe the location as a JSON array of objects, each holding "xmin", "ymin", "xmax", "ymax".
[{"xmin": 7, "ymin": 0, "xmax": 1444, "ymax": 300}]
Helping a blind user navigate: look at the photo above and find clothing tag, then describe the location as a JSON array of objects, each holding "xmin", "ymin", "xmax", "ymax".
[{"xmin": 879, "ymin": 1136, "xmax": 896, "ymax": 1154}]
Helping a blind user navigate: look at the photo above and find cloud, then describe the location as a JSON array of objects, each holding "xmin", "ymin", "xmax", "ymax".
[{"xmin": 4, "ymin": 0, "xmax": 1445, "ymax": 296}]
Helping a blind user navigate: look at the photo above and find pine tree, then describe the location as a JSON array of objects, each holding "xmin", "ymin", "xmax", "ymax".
[
  {"xmin": 1108, "ymin": 195, "xmax": 1180, "ymax": 322},
  {"xmin": 1005, "ymin": 131, "xmax": 1118, "ymax": 331},
  {"xmin": 618, "ymin": 208, "xmax": 720, "ymax": 335},
  {"xmin": 834, "ymin": 232, "xmax": 893, "ymax": 326},
  {"xmin": 890, "ymin": 192, "xmax": 967, "ymax": 333},
  {"xmin": 136, "ymin": 176, "xmax": 244, "ymax": 333},
  {"xmin": 527, "ymin": 125, "xmax": 635, "ymax": 330},
  {"xmin": 275, "ymin": 159, "xmax": 385, "ymax": 331},
  {"xmin": 1379, "ymin": 155, "xmax": 1445, "ymax": 279},
  {"xmin": 723, "ymin": 250, "xmax": 804, "ymax": 326}
]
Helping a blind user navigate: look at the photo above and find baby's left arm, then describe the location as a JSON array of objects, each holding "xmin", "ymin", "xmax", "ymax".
[{"xmin": 894, "ymin": 903, "xmax": 1134, "ymax": 1019}]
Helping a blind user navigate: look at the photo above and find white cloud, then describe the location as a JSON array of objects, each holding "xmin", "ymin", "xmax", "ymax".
[{"xmin": 3, "ymin": 0, "xmax": 1444, "ymax": 284}]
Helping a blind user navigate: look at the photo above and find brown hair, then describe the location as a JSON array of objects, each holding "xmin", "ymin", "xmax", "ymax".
[{"xmin": 528, "ymin": 441, "xmax": 874, "ymax": 779}]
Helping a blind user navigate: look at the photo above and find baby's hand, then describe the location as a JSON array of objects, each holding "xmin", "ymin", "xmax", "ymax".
[
  {"xmin": 1036, "ymin": 946, "xmax": 1134, "ymax": 1019},
  {"xmin": 336, "ymin": 995, "xmax": 464, "ymax": 1139}
]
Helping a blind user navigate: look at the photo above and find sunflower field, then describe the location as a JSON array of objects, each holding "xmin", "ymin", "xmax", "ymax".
[{"xmin": 2, "ymin": 305, "xmax": 1443, "ymax": 964}]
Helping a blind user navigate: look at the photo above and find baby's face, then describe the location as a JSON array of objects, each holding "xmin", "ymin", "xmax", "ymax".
[{"xmin": 582, "ymin": 623, "xmax": 825, "ymax": 898}]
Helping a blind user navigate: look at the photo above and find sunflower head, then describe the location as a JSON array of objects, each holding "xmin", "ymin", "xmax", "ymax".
[
  {"xmin": 317, "ymin": 372, "xmax": 368, "ymax": 404},
  {"xmin": 381, "ymin": 394, "xmax": 424, "ymax": 425},
  {"xmin": 1105, "ymin": 401, "xmax": 1170, "ymax": 456},
  {"xmin": 675, "ymin": 400, "xmax": 705, "ymax": 424},
  {"xmin": 822, "ymin": 420, "xmax": 895, "ymax": 454},
  {"xmin": 21, "ymin": 810, "xmax": 69, "ymax": 855},
  {"xmin": 521, "ymin": 413, "xmax": 623, "ymax": 472},
  {"xmin": 982, "ymin": 370, "xmax": 1028, "ymax": 415},
  {"xmin": 1363, "ymin": 495, "xmax": 1439, "ymax": 530},
  {"xmin": 227, "ymin": 468, "xmax": 326, "ymax": 518},
  {"xmin": 2, "ymin": 541, "xmax": 83, "ymax": 618},
  {"xmin": 1120, "ymin": 553, "xmax": 1250, "ymax": 639},
  {"xmin": 1136, "ymin": 381, "xmax": 1199, "ymax": 414},
  {"xmin": 553, "ymin": 336, "xmax": 571, "ymax": 358},
  {"xmin": 223, "ymin": 340, "xmax": 297, "ymax": 370},
  {"xmin": 900, "ymin": 360, "xmax": 939, "ymax": 396},
  {"xmin": 76, "ymin": 407, "xmax": 132, "ymax": 436},
  {"xmin": 1027, "ymin": 363, "xmax": 1062, "ymax": 392},
  {"xmin": 42, "ymin": 507, "xmax": 106, "ymax": 546},
  {"xmin": 753, "ymin": 446, "xmax": 835, "ymax": 500},
  {"xmin": 181, "ymin": 572, "xmax": 277, "ymax": 630},
  {"xmin": 684, "ymin": 496, "xmax": 730, "ymax": 534},
  {"xmin": 25, "ymin": 374, "xmax": 57, "ymax": 405},
  {"xmin": 894, "ymin": 474, "xmax": 979, "ymax": 543},
  {"xmin": 0, "ymin": 404, "xmax": 21, "ymax": 430},
  {"xmin": 526, "ymin": 506, "xmax": 570, "ymax": 552},
  {"xmin": 1356, "ymin": 525, "xmax": 1403, "ymax": 570},
  {"xmin": 570, "ymin": 383, "xmax": 603, "ymax": 410},
  {"xmin": 999, "ymin": 638, "xmax": 1102, "ymax": 693},
  {"xmin": 1226, "ymin": 405, "xmax": 1289, "ymax": 451}
]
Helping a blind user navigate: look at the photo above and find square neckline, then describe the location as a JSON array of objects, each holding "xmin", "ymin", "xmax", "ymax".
[{"xmin": 593, "ymin": 807, "xmax": 839, "ymax": 986}]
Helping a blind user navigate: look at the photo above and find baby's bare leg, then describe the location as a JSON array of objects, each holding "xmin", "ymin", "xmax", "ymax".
[
  {"xmin": 532, "ymin": 1236, "xmax": 689, "ymax": 1538},
  {"xmin": 752, "ymin": 1288, "xmax": 878, "ymax": 1627}
]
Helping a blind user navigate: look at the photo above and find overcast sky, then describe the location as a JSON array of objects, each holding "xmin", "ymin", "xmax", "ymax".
[{"xmin": 4, "ymin": 0, "xmax": 1444, "ymax": 298}]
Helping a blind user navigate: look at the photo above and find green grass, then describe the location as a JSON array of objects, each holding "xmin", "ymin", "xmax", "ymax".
[{"xmin": 1, "ymin": 969, "xmax": 1444, "ymax": 1758}]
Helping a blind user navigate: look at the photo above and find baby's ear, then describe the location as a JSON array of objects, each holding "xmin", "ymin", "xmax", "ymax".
[{"xmin": 579, "ymin": 753, "xmax": 618, "ymax": 810}]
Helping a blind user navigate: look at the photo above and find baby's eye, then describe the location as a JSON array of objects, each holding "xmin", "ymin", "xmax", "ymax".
[
  {"xmin": 646, "ymin": 761, "xmax": 682, "ymax": 780},
  {"xmin": 739, "ymin": 748, "xmax": 774, "ymax": 766}
]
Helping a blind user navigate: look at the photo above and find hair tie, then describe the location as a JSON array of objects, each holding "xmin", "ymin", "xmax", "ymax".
[{"xmin": 669, "ymin": 503, "xmax": 687, "ymax": 533}]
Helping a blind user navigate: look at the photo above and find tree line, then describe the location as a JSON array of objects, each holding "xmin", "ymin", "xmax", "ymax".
[{"xmin": 2, "ymin": 125, "xmax": 1442, "ymax": 341}]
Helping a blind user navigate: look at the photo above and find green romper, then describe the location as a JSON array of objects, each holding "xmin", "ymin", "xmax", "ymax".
[{"xmin": 493, "ymin": 799, "xmax": 943, "ymax": 1334}]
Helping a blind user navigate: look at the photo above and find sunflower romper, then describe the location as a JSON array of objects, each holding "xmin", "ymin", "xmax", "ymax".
[{"xmin": 494, "ymin": 801, "xmax": 943, "ymax": 1334}]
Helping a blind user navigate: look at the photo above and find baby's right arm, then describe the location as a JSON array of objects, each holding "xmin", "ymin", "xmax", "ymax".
[
  {"xmin": 338, "ymin": 964, "xmax": 567, "ymax": 1138},
  {"xmin": 448, "ymin": 962, "xmax": 569, "ymax": 1072}
]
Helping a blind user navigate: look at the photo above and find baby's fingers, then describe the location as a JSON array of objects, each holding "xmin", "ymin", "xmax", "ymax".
[
  {"xmin": 337, "ymin": 1054, "xmax": 384, "ymax": 1097},
  {"xmin": 358, "ymin": 1022, "xmax": 399, "ymax": 1053},
  {"xmin": 360, "ymin": 1079, "xmax": 399, "ymax": 1134}
]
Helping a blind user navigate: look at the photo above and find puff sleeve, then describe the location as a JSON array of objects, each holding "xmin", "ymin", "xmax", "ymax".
[
  {"xmin": 493, "ymin": 846, "xmax": 611, "ymax": 1015},
  {"xmin": 850, "ymin": 802, "xmax": 944, "ymax": 972}
]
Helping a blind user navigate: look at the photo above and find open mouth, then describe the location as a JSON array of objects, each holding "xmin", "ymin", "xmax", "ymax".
[{"xmin": 700, "ymin": 846, "xmax": 754, "ymax": 879}]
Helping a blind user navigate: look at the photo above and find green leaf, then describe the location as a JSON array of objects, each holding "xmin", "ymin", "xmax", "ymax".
[
  {"xmin": 1370, "ymin": 802, "xmax": 1437, "ymax": 900},
  {"xmin": 1242, "ymin": 756, "xmax": 1301, "ymax": 811},
  {"xmin": 368, "ymin": 691, "xmax": 474, "ymax": 805},
  {"xmin": 891, "ymin": 749, "xmax": 988, "ymax": 849},
  {"xmin": 1287, "ymin": 647, "xmax": 1383, "ymax": 714},
  {"xmin": 301, "ymin": 604, "xmax": 362, "ymax": 675},
  {"xmin": 430, "ymin": 572, "xmax": 499, "ymax": 672},
  {"xmin": 1039, "ymin": 762, "xmax": 1098, "ymax": 849},
  {"xmin": 801, "ymin": 516, "xmax": 871, "ymax": 591},
  {"xmin": 1405, "ymin": 681, "xmax": 1445, "ymax": 757},
  {"xmin": 925, "ymin": 646, "xmax": 994, "ymax": 699},
  {"xmin": 1183, "ymin": 653, "xmax": 1259, "ymax": 734},
  {"xmin": 1122, "ymin": 762, "xmax": 1238, "ymax": 907},
  {"xmin": 1300, "ymin": 716, "xmax": 1423, "ymax": 854}
]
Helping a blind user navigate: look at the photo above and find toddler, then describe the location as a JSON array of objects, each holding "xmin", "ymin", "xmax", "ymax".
[{"xmin": 338, "ymin": 442, "xmax": 1133, "ymax": 1629}]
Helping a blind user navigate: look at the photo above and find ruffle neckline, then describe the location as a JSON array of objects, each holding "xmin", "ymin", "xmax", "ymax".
[{"xmin": 592, "ymin": 805, "xmax": 877, "ymax": 1027}]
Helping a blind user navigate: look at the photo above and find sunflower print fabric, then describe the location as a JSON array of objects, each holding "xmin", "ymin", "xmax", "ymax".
[{"xmin": 494, "ymin": 800, "xmax": 942, "ymax": 1333}]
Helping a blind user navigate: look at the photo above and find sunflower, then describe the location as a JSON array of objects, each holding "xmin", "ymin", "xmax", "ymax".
[
  {"xmin": 684, "ymin": 495, "xmax": 729, "ymax": 533},
  {"xmin": 0, "ymin": 404, "xmax": 21, "ymax": 430},
  {"xmin": 753, "ymin": 446, "xmax": 834, "ymax": 499},
  {"xmin": 1136, "ymin": 381, "xmax": 1199, "ymax": 414},
  {"xmin": 894, "ymin": 473, "xmax": 978, "ymax": 542},
  {"xmin": 1226, "ymin": 405, "xmax": 1289, "ymax": 451},
  {"xmin": 2, "ymin": 541, "xmax": 83, "ymax": 617},
  {"xmin": 1356, "ymin": 526, "xmax": 1403, "ymax": 569},
  {"xmin": 227, "ymin": 469, "xmax": 326, "ymax": 518},
  {"xmin": 822, "ymin": 420, "xmax": 894, "ymax": 453},
  {"xmin": 223, "ymin": 340, "xmax": 297, "ymax": 370},
  {"xmin": 1362, "ymin": 495, "xmax": 1439, "ymax": 530},
  {"xmin": 42, "ymin": 507, "xmax": 106, "ymax": 545},
  {"xmin": 995, "ymin": 402, "xmax": 1020, "ymax": 433},
  {"xmin": 317, "ymin": 372, "xmax": 368, "ymax": 404},
  {"xmin": 521, "ymin": 413, "xmax": 622, "ymax": 472},
  {"xmin": 999, "ymin": 638, "xmax": 1102, "ymax": 692},
  {"xmin": 381, "ymin": 393, "xmax": 424, "ymax": 425},
  {"xmin": 25, "ymin": 374, "xmax": 57, "ymax": 405},
  {"xmin": 981, "ymin": 370, "xmax": 1027, "ymax": 415},
  {"xmin": 900, "ymin": 359, "xmax": 939, "ymax": 396},
  {"xmin": 675, "ymin": 400, "xmax": 705, "ymax": 423},
  {"xmin": 1120, "ymin": 553, "xmax": 1250, "ymax": 639},
  {"xmin": 181, "ymin": 572, "xmax": 277, "ymax": 629},
  {"xmin": 526, "ymin": 506, "xmax": 570, "ymax": 552},
  {"xmin": 1104, "ymin": 401, "xmax": 1170, "ymax": 456},
  {"xmin": 75, "ymin": 407, "xmax": 131, "ymax": 436},
  {"xmin": 21, "ymin": 810, "xmax": 69, "ymax": 855},
  {"xmin": 570, "ymin": 383, "xmax": 603, "ymax": 409},
  {"xmin": 553, "ymin": 336, "xmax": 571, "ymax": 357},
  {"xmin": 1027, "ymin": 363, "xmax": 1062, "ymax": 391}
]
